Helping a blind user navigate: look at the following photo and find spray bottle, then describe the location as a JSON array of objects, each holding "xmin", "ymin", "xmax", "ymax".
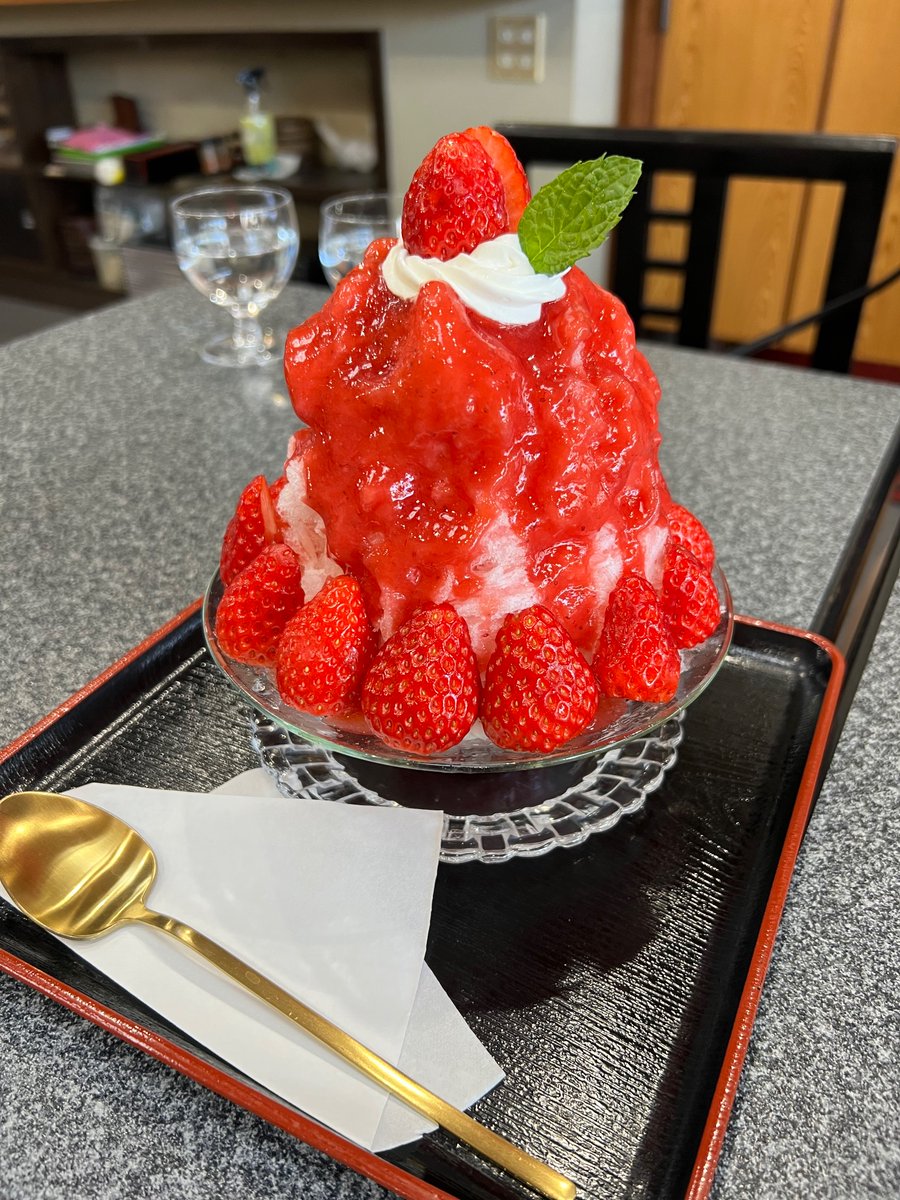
[{"xmin": 237, "ymin": 68, "xmax": 276, "ymax": 171}]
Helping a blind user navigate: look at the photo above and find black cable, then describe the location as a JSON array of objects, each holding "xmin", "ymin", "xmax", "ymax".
[{"xmin": 728, "ymin": 262, "xmax": 900, "ymax": 358}]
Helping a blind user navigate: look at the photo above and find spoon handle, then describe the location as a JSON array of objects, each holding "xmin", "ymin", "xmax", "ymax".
[{"xmin": 139, "ymin": 907, "xmax": 576, "ymax": 1200}]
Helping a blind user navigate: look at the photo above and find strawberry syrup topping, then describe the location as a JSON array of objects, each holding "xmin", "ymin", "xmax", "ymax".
[{"xmin": 284, "ymin": 240, "xmax": 671, "ymax": 666}]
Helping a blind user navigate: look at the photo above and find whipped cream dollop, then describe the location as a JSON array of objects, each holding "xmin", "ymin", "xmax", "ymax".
[{"xmin": 381, "ymin": 233, "xmax": 568, "ymax": 325}]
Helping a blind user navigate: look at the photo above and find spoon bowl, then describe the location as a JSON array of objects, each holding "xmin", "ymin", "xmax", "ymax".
[
  {"xmin": 0, "ymin": 790, "xmax": 576, "ymax": 1200},
  {"xmin": 0, "ymin": 790, "xmax": 156, "ymax": 937}
]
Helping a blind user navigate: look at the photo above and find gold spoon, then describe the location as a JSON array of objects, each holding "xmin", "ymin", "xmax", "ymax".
[{"xmin": 0, "ymin": 790, "xmax": 576, "ymax": 1200}]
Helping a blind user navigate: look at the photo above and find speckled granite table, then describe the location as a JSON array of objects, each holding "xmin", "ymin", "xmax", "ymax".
[{"xmin": 1, "ymin": 285, "xmax": 898, "ymax": 1199}]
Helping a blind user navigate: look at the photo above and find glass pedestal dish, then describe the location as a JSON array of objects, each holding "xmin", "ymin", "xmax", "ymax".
[{"xmin": 204, "ymin": 566, "xmax": 733, "ymax": 862}]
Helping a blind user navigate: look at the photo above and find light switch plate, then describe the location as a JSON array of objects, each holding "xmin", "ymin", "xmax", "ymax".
[{"xmin": 490, "ymin": 14, "xmax": 546, "ymax": 83}]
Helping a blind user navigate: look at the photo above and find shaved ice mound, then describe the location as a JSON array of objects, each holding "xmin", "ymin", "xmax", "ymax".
[
  {"xmin": 215, "ymin": 126, "xmax": 720, "ymax": 756},
  {"xmin": 282, "ymin": 239, "xmax": 671, "ymax": 666}
]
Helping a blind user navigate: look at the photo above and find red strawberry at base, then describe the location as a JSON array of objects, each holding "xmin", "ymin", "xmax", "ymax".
[
  {"xmin": 402, "ymin": 132, "xmax": 508, "ymax": 261},
  {"xmin": 463, "ymin": 125, "xmax": 531, "ymax": 228},
  {"xmin": 594, "ymin": 575, "xmax": 680, "ymax": 703},
  {"xmin": 215, "ymin": 544, "xmax": 305, "ymax": 667},
  {"xmin": 481, "ymin": 606, "xmax": 598, "ymax": 753},
  {"xmin": 660, "ymin": 542, "xmax": 720, "ymax": 649},
  {"xmin": 361, "ymin": 605, "xmax": 480, "ymax": 755},
  {"xmin": 220, "ymin": 474, "xmax": 281, "ymax": 585},
  {"xmin": 276, "ymin": 575, "xmax": 375, "ymax": 717},
  {"xmin": 666, "ymin": 504, "xmax": 715, "ymax": 571}
]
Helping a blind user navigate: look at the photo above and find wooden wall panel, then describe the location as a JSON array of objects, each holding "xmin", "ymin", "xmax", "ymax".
[
  {"xmin": 785, "ymin": 0, "xmax": 900, "ymax": 365},
  {"xmin": 778, "ymin": 185, "xmax": 841, "ymax": 354},
  {"xmin": 651, "ymin": 0, "xmax": 840, "ymax": 345}
]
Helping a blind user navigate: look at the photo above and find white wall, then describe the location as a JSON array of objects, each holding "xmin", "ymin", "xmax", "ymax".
[
  {"xmin": 571, "ymin": 0, "xmax": 623, "ymax": 123},
  {"xmin": 0, "ymin": 0, "xmax": 624, "ymax": 192}
]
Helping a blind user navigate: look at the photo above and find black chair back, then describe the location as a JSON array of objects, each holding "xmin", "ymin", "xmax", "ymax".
[{"xmin": 498, "ymin": 125, "xmax": 896, "ymax": 373}]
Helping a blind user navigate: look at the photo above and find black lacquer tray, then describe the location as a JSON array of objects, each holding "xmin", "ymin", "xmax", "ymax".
[{"xmin": 0, "ymin": 604, "xmax": 843, "ymax": 1200}]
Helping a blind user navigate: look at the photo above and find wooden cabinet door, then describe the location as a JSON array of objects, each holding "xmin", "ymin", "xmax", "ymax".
[{"xmin": 0, "ymin": 172, "xmax": 41, "ymax": 261}]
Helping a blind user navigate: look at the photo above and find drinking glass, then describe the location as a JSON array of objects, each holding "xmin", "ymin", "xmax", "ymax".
[
  {"xmin": 171, "ymin": 185, "xmax": 299, "ymax": 367},
  {"xmin": 318, "ymin": 191, "xmax": 401, "ymax": 288}
]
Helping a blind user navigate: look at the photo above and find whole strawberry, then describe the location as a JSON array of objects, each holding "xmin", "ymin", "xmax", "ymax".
[
  {"xmin": 362, "ymin": 604, "xmax": 480, "ymax": 754},
  {"xmin": 220, "ymin": 474, "xmax": 281, "ymax": 586},
  {"xmin": 276, "ymin": 575, "xmax": 375, "ymax": 717},
  {"xmin": 666, "ymin": 504, "xmax": 715, "ymax": 571},
  {"xmin": 481, "ymin": 606, "xmax": 598, "ymax": 753},
  {"xmin": 660, "ymin": 542, "xmax": 720, "ymax": 648},
  {"xmin": 402, "ymin": 132, "xmax": 508, "ymax": 261},
  {"xmin": 594, "ymin": 574, "xmax": 680, "ymax": 703},
  {"xmin": 215, "ymin": 544, "xmax": 305, "ymax": 667}
]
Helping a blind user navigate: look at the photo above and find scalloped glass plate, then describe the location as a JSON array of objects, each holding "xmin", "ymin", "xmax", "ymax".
[
  {"xmin": 203, "ymin": 566, "xmax": 733, "ymax": 862},
  {"xmin": 203, "ymin": 564, "xmax": 732, "ymax": 772},
  {"xmin": 248, "ymin": 707, "xmax": 687, "ymax": 863}
]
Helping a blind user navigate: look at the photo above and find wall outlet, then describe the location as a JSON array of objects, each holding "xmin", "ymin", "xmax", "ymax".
[{"xmin": 490, "ymin": 14, "xmax": 546, "ymax": 83}]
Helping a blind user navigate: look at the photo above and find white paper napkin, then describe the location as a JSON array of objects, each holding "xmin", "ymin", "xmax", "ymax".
[
  {"xmin": 0, "ymin": 779, "xmax": 502, "ymax": 1151},
  {"xmin": 210, "ymin": 770, "xmax": 504, "ymax": 1151}
]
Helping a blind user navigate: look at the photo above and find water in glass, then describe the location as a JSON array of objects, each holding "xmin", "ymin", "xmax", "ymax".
[{"xmin": 178, "ymin": 223, "xmax": 298, "ymax": 313}]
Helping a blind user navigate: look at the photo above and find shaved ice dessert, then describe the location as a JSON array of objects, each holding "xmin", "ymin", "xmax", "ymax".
[{"xmin": 213, "ymin": 127, "xmax": 721, "ymax": 757}]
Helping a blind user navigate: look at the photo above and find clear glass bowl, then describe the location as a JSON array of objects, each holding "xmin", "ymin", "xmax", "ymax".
[
  {"xmin": 203, "ymin": 565, "xmax": 733, "ymax": 773},
  {"xmin": 204, "ymin": 567, "xmax": 733, "ymax": 862}
]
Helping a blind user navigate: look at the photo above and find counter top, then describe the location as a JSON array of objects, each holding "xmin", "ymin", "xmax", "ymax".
[{"xmin": 0, "ymin": 285, "xmax": 898, "ymax": 1199}]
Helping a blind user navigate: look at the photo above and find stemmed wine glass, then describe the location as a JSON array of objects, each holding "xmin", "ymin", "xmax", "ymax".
[
  {"xmin": 172, "ymin": 185, "xmax": 299, "ymax": 367},
  {"xmin": 318, "ymin": 191, "xmax": 401, "ymax": 288}
]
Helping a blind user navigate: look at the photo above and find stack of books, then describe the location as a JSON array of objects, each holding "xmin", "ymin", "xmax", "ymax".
[{"xmin": 47, "ymin": 125, "xmax": 166, "ymax": 177}]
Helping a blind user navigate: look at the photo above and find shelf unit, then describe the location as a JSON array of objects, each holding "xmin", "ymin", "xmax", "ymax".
[{"xmin": 0, "ymin": 30, "xmax": 388, "ymax": 309}]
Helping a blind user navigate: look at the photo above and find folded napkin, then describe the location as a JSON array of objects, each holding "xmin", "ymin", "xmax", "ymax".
[
  {"xmin": 1, "ymin": 777, "xmax": 502, "ymax": 1151},
  {"xmin": 211, "ymin": 770, "xmax": 505, "ymax": 1150}
]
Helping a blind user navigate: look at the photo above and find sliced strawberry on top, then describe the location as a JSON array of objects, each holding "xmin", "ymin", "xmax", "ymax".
[
  {"xmin": 215, "ymin": 544, "xmax": 305, "ymax": 667},
  {"xmin": 361, "ymin": 604, "xmax": 480, "ymax": 755},
  {"xmin": 220, "ymin": 474, "xmax": 281, "ymax": 586},
  {"xmin": 463, "ymin": 126, "xmax": 531, "ymax": 230},
  {"xmin": 481, "ymin": 605, "xmax": 598, "ymax": 753},
  {"xmin": 594, "ymin": 574, "xmax": 680, "ymax": 703},
  {"xmin": 276, "ymin": 575, "xmax": 375, "ymax": 717},
  {"xmin": 402, "ymin": 132, "xmax": 508, "ymax": 261},
  {"xmin": 660, "ymin": 542, "xmax": 720, "ymax": 649},
  {"xmin": 666, "ymin": 504, "xmax": 715, "ymax": 571}
]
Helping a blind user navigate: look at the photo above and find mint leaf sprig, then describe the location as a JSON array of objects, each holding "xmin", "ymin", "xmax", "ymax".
[{"xmin": 517, "ymin": 154, "xmax": 642, "ymax": 276}]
